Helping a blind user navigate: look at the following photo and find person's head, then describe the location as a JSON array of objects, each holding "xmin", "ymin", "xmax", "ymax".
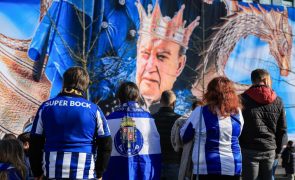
[
  {"xmin": 2, "ymin": 133, "xmax": 16, "ymax": 140},
  {"xmin": 116, "ymin": 81, "xmax": 140, "ymax": 104},
  {"xmin": 160, "ymin": 90, "xmax": 177, "ymax": 108},
  {"xmin": 17, "ymin": 132, "xmax": 30, "ymax": 155},
  {"xmin": 136, "ymin": 36, "xmax": 186, "ymax": 103},
  {"xmin": 204, "ymin": 76, "xmax": 241, "ymax": 116},
  {"xmin": 287, "ymin": 140, "xmax": 293, "ymax": 147},
  {"xmin": 0, "ymin": 139, "xmax": 26, "ymax": 179},
  {"xmin": 251, "ymin": 69, "xmax": 272, "ymax": 87},
  {"xmin": 135, "ymin": 2, "xmax": 199, "ymax": 103},
  {"xmin": 62, "ymin": 66, "xmax": 90, "ymax": 94}
]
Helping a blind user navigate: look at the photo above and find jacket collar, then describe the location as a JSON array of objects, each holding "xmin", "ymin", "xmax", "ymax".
[{"xmin": 244, "ymin": 85, "xmax": 277, "ymax": 104}]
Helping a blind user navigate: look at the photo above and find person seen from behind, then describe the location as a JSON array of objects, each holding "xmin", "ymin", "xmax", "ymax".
[
  {"xmin": 18, "ymin": 132, "xmax": 33, "ymax": 179},
  {"xmin": 281, "ymin": 140, "xmax": 295, "ymax": 180},
  {"xmin": 29, "ymin": 66, "xmax": 112, "ymax": 180},
  {"xmin": 103, "ymin": 81, "xmax": 161, "ymax": 180},
  {"xmin": 180, "ymin": 76, "xmax": 244, "ymax": 180},
  {"xmin": 153, "ymin": 90, "xmax": 181, "ymax": 180},
  {"xmin": 240, "ymin": 69, "xmax": 287, "ymax": 180}
]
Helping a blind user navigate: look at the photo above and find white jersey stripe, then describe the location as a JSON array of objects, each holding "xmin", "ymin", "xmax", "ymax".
[
  {"xmin": 62, "ymin": 153, "xmax": 71, "ymax": 178},
  {"xmin": 48, "ymin": 152, "xmax": 57, "ymax": 178},
  {"xmin": 76, "ymin": 153, "xmax": 86, "ymax": 179},
  {"xmin": 88, "ymin": 156, "xmax": 95, "ymax": 178},
  {"xmin": 35, "ymin": 109, "xmax": 43, "ymax": 135},
  {"xmin": 218, "ymin": 117, "xmax": 235, "ymax": 175},
  {"xmin": 96, "ymin": 110, "xmax": 104, "ymax": 135}
]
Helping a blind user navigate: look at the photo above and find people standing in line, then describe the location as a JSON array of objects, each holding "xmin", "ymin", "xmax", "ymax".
[
  {"xmin": 152, "ymin": 90, "xmax": 181, "ymax": 180},
  {"xmin": 180, "ymin": 76, "xmax": 244, "ymax": 180},
  {"xmin": 103, "ymin": 82, "xmax": 161, "ymax": 180},
  {"xmin": 281, "ymin": 140, "xmax": 295, "ymax": 180},
  {"xmin": 0, "ymin": 139, "xmax": 27, "ymax": 180},
  {"xmin": 240, "ymin": 69, "xmax": 287, "ymax": 180},
  {"xmin": 29, "ymin": 66, "xmax": 112, "ymax": 180}
]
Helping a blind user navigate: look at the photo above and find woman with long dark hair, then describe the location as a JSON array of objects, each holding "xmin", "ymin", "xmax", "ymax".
[
  {"xmin": 0, "ymin": 139, "xmax": 27, "ymax": 180},
  {"xmin": 180, "ymin": 76, "xmax": 243, "ymax": 180}
]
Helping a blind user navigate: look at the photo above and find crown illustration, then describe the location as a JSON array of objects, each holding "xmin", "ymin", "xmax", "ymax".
[{"xmin": 135, "ymin": 1, "xmax": 200, "ymax": 49}]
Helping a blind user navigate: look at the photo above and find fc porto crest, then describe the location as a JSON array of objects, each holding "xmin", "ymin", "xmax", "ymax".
[{"xmin": 114, "ymin": 116, "xmax": 143, "ymax": 156}]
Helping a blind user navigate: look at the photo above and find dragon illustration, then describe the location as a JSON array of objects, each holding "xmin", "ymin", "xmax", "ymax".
[
  {"xmin": 0, "ymin": 0, "xmax": 52, "ymax": 136},
  {"xmin": 192, "ymin": 3, "xmax": 293, "ymax": 97}
]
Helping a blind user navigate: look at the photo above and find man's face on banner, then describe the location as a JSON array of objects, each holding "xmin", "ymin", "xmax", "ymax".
[{"xmin": 136, "ymin": 35, "xmax": 186, "ymax": 102}]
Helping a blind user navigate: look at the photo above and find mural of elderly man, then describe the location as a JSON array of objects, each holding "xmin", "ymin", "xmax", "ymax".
[{"xmin": 135, "ymin": 2, "xmax": 199, "ymax": 112}]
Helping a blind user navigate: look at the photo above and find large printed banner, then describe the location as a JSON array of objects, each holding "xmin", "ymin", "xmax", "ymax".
[{"xmin": 0, "ymin": 0, "xmax": 295, "ymax": 137}]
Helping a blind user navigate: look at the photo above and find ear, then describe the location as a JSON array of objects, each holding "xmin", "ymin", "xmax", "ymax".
[
  {"xmin": 261, "ymin": 78, "xmax": 268, "ymax": 85},
  {"xmin": 266, "ymin": 76, "xmax": 272, "ymax": 87},
  {"xmin": 172, "ymin": 101, "xmax": 176, "ymax": 109},
  {"xmin": 23, "ymin": 141, "xmax": 29, "ymax": 149},
  {"xmin": 176, "ymin": 55, "xmax": 186, "ymax": 76},
  {"xmin": 262, "ymin": 77, "xmax": 272, "ymax": 87}
]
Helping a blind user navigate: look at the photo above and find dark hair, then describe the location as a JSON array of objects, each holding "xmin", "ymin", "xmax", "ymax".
[
  {"xmin": 116, "ymin": 81, "xmax": 140, "ymax": 103},
  {"xmin": 160, "ymin": 90, "xmax": 176, "ymax": 107},
  {"xmin": 191, "ymin": 99, "xmax": 204, "ymax": 110},
  {"xmin": 203, "ymin": 76, "xmax": 241, "ymax": 117},
  {"xmin": 0, "ymin": 139, "xmax": 26, "ymax": 180},
  {"xmin": 2, "ymin": 133, "xmax": 16, "ymax": 140},
  {"xmin": 251, "ymin": 69, "xmax": 270, "ymax": 84},
  {"xmin": 63, "ymin": 66, "xmax": 90, "ymax": 92},
  {"xmin": 17, "ymin": 132, "xmax": 30, "ymax": 144},
  {"xmin": 288, "ymin": 140, "xmax": 293, "ymax": 147}
]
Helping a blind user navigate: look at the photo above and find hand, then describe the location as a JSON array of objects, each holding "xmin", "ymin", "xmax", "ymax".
[{"xmin": 98, "ymin": 178, "xmax": 102, "ymax": 180}]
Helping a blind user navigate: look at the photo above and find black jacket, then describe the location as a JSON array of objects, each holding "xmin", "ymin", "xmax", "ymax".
[
  {"xmin": 153, "ymin": 107, "xmax": 181, "ymax": 164},
  {"xmin": 282, "ymin": 146, "xmax": 295, "ymax": 174},
  {"xmin": 240, "ymin": 85, "xmax": 287, "ymax": 154}
]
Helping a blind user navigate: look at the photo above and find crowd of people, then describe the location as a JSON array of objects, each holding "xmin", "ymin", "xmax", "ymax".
[{"xmin": 0, "ymin": 67, "xmax": 290, "ymax": 180}]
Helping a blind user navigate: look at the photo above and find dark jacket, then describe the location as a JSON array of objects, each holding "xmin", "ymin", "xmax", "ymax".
[
  {"xmin": 240, "ymin": 85, "xmax": 287, "ymax": 154},
  {"xmin": 153, "ymin": 107, "xmax": 181, "ymax": 164},
  {"xmin": 281, "ymin": 146, "xmax": 295, "ymax": 174}
]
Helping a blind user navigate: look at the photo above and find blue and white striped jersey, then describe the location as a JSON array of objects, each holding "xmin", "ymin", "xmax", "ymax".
[
  {"xmin": 103, "ymin": 101, "xmax": 161, "ymax": 180},
  {"xmin": 180, "ymin": 105, "xmax": 244, "ymax": 176},
  {"xmin": 31, "ymin": 94, "xmax": 110, "ymax": 179}
]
